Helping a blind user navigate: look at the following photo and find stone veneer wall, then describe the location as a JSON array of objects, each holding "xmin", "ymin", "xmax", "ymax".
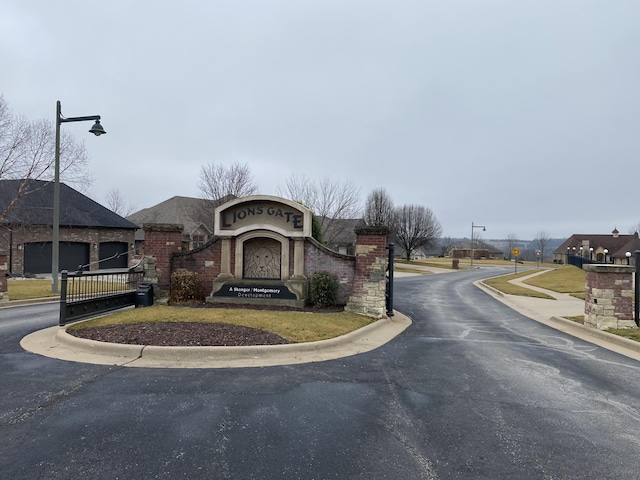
[
  {"xmin": 584, "ymin": 264, "xmax": 635, "ymax": 330},
  {"xmin": 345, "ymin": 227, "xmax": 389, "ymax": 319},
  {"xmin": 0, "ymin": 250, "xmax": 8, "ymax": 303}
]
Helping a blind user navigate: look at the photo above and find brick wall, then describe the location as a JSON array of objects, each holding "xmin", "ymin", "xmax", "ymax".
[
  {"xmin": 304, "ymin": 238, "xmax": 356, "ymax": 305},
  {"xmin": 143, "ymin": 223, "xmax": 184, "ymax": 292},
  {"xmin": 171, "ymin": 238, "xmax": 222, "ymax": 297},
  {"xmin": 144, "ymin": 223, "xmax": 389, "ymax": 319},
  {"xmin": 584, "ymin": 264, "xmax": 635, "ymax": 329}
]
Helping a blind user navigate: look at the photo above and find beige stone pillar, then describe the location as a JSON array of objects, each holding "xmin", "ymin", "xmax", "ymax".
[
  {"xmin": 293, "ymin": 238, "xmax": 305, "ymax": 278},
  {"xmin": 584, "ymin": 264, "xmax": 635, "ymax": 330},
  {"xmin": 219, "ymin": 237, "xmax": 233, "ymax": 278}
]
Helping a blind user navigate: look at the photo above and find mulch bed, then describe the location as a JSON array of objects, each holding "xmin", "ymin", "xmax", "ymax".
[{"xmin": 68, "ymin": 322, "xmax": 291, "ymax": 347}]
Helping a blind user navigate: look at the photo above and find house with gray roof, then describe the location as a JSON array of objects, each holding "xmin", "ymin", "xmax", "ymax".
[
  {"xmin": 127, "ymin": 195, "xmax": 236, "ymax": 251},
  {"xmin": 0, "ymin": 179, "xmax": 139, "ymax": 275},
  {"xmin": 553, "ymin": 228, "xmax": 640, "ymax": 265}
]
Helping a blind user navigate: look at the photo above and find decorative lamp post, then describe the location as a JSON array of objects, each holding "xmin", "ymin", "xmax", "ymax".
[
  {"xmin": 470, "ymin": 222, "xmax": 486, "ymax": 267},
  {"xmin": 626, "ymin": 251, "xmax": 632, "ymax": 265},
  {"xmin": 52, "ymin": 100, "xmax": 106, "ymax": 293},
  {"xmin": 590, "ymin": 247, "xmax": 593, "ymax": 260},
  {"xmin": 603, "ymin": 248, "xmax": 609, "ymax": 264}
]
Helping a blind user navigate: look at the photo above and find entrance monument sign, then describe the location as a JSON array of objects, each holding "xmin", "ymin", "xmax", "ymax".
[{"xmin": 207, "ymin": 196, "xmax": 311, "ymax": 307}]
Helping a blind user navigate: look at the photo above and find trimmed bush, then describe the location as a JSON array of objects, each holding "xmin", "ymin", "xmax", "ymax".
[
  {"xmin": 169, "ymin": 269, "xmax": 203, "ymax": 303},
  {"xmin": 311, "ymin": 271, "xmax": 339, "ymax": 307}
]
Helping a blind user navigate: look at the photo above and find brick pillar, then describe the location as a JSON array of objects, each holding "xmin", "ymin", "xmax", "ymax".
[
  {"xmin": 143, "ymin": 223, "xmax": 183, "ymax": 295},
  {"xmin": 584, "ymin": 264, "xmax": 635, "ymax": 330},
  {"xmin": 345, "ymin": 226, "xmax": 389, "ymax": 319},
  {"xmin": 0, "ymin": 250, "xmax": 8, "ymax": 303}
]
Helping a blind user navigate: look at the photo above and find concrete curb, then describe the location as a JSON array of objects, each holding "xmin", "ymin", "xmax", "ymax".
[{"xmin": 21, "ymin": 313, "xmax": 413, "ymax": 369}]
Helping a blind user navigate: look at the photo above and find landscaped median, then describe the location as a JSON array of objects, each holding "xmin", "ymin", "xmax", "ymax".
[{"xmin": 20, "ymin": 308, "xmax": 412, "ymax": 368}]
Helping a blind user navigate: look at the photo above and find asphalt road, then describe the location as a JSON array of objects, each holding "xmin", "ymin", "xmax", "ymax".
[{"xmin": 2, "ymin": 267, "xmax": 640, "ymax": 479}]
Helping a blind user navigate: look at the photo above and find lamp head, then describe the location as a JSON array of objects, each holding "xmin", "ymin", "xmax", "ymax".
[{"xmin": 89, "ymin": 119, "xmax": 106, "ymax": 136}]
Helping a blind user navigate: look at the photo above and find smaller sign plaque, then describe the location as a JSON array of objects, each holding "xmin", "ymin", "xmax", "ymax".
[{"xmin": 213, "ymin": 284, "xmax": 297, "ymax": 300}]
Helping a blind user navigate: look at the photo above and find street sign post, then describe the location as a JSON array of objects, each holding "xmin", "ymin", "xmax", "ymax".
[{"xmin": 512, "ymin": 247, "xmax": 520, "ymax": 273}]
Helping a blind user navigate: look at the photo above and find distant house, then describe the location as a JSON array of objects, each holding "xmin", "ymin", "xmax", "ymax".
[
  {"xmin": 319, "ymin": 217, "xmax": 365, "ymax": 255},
  {"xmin": 553, "ymin": 228, "xmax": 640, "ymax": 265},
  {"xmin": 127, "ymin": 195, "xmax": 236, "ymax": 252},
  {"xmin": 450, "ymin": 240, "xmax": 503, "ymax": 260},
  {"xmin": 0, "ymin": 179, "xmax": 138, "ymax": 275}
]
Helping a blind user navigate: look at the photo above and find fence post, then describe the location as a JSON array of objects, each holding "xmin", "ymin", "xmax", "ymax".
[
  {"xmin": 59, "ymin": 270, "xmax": 68, "ymax": 326},
  {"xmin": 386, "ymin": 243, "xmax": 395, "ymax": 317}
]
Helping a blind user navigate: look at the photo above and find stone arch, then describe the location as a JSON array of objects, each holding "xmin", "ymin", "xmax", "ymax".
[{"xmin": 235, "ymin": 231, "xmax": 290, "ymax": 281}]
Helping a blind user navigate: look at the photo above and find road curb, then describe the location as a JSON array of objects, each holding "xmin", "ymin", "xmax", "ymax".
[{"xmin": 22, "ymin": 313, "xmax": 413, "ymax": 368}]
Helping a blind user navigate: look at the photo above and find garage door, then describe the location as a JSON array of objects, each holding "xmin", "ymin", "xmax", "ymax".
[
  {"xmin": 98, "ymin": 242, "xmax": 129, "ymax": 269},
  {"xmin": 24, "ymin": 242, "xmax": 90, "ymax": 274}
]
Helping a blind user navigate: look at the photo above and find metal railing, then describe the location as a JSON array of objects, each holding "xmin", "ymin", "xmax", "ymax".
[{"xmin": 59, "ymin": 256, "xmax": 145, "ymax": 326}]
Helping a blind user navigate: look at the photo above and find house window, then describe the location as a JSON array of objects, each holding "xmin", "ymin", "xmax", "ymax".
[{"xmin": 191, "ymin": 234, "xmax": 207, "ymax": 248}]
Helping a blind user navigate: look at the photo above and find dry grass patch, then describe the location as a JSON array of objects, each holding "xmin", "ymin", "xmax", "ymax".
[
  {"xmin": 67, "ymin": 305, "xmax": 375, "ymax": 343},
  {"xmin": 7, "ymin": 279, "xmax": 58, "ymax": 301}
]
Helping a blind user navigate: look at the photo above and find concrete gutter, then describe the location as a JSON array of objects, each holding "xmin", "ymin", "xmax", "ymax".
[{"xmin": 20, "ymin": 313, "xmax": 412, "ymax": 369}]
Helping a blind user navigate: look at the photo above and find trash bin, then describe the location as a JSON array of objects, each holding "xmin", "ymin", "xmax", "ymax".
[
  {"xmin": 135, "ymin": 283, "xmax": 154, "ymax": 307},
  {"xmin": 452, "ymin": 259, "xmax": 459, "ymax": 269}
]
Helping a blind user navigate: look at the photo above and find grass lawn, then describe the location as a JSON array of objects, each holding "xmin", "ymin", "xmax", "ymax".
[
  {"xmin": 483, "ymin": 270, "xmax": 555, "ymax": 299},
  {"xmin": 67, "ymin": 305, "xmax": 375, "ymax": 343},
  {"xmin": 7, "ymin": 279, "xmax": 58, "ymax": 301},
  {"xmin": 523, "ymin": 265, "xmax": 586, "ymax": 298}
]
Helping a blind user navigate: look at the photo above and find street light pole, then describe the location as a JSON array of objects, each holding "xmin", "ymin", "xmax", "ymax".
[
  {"xmin": 52, "ymin": 100, "xmax": 106, "ymax": 293},
  {"xmin": 470, "ymin": 222, "xmax": 486, "ymax": 267}
]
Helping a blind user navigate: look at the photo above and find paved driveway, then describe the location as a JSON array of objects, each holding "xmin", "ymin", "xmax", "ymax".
[{"xmin": 2, "ymin": 268, "xmax": 640, "ymax": 479}]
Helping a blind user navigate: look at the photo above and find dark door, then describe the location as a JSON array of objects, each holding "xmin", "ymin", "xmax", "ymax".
[
  {"xmin": 23, "ymin": 242, "xmax": 90, "ymax": 274},
  {"xmin": 98, "ymin": 242, "xmax": 128, "ymax": 269}
]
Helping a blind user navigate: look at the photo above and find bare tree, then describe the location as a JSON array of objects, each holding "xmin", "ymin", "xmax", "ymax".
[
  {"xmin": 105, "ymin": 188, "xmax": 136, "ymax": 217},
  {"xmin": 393, "ymin": 204, "xmax": 442, "ymax": 260},
  {"xmin": 439, "ymin": 236, "xmax": 455, "ymax": 257},
  {"xmin": 0, "ymin": 95, "xmax": 92, "ymax": 223},
  {"xmin": 277, "ymin": 174, "xmax": 361, "ymax": 246},
  {"xmin": 198, "ymin": 161, "xmax": 257, "ymax": 202},
  {"xmin": 505, "ymin": 233, "xmax": 518, "ymax": 260},
  {"xmin": 363, "ymin": 187, "xmax": 394, "ymax": 227},
  {"xmin": 534, "ymin": 230, "xmax": 551, "ymax": 261}
]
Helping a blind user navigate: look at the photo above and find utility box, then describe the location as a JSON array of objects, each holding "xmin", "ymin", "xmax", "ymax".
[{"xmin": 135, "ymin": 283, "xmax": 154, "ymax": 307}]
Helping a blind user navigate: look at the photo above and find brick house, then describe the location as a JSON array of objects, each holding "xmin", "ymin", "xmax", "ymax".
[{"xmin": 0, "ymin": 179, "xmax": 139, "ymax": 275}]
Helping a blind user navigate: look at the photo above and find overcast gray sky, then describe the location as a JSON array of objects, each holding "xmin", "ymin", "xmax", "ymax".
[{"xmin": 2, "ymin": 1, "xmax": 639, "ymax": 240}]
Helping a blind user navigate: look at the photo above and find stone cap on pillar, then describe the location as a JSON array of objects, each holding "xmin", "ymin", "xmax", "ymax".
[
  {"xmin": 583, "ymin": 264, "xmax": 634, "ymax": 273},
  {"xmin": 354, "ymin": 226, "xmax": 389, "ymax": 236},
  {"xmin": 143, "ymin": 223, "xmax": 184, "ymax": 233}
]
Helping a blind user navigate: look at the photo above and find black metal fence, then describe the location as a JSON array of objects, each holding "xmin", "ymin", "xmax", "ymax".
[
  {"xmin": 59, "ymin": 267, "xmax": 144, "ymax": 326},
  {"xmin": 567, "ymin": 255, "xmax": 598, "ymax": 269}
]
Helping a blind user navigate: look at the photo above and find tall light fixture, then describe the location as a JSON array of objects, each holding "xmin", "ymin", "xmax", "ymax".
[
  {"xmin": 52, "ymin": 100, "xmax": 106, "ymax": 293},
  {"xmin": 470, "ymin": 222, "xmax": 486, "ymax": 267}
]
